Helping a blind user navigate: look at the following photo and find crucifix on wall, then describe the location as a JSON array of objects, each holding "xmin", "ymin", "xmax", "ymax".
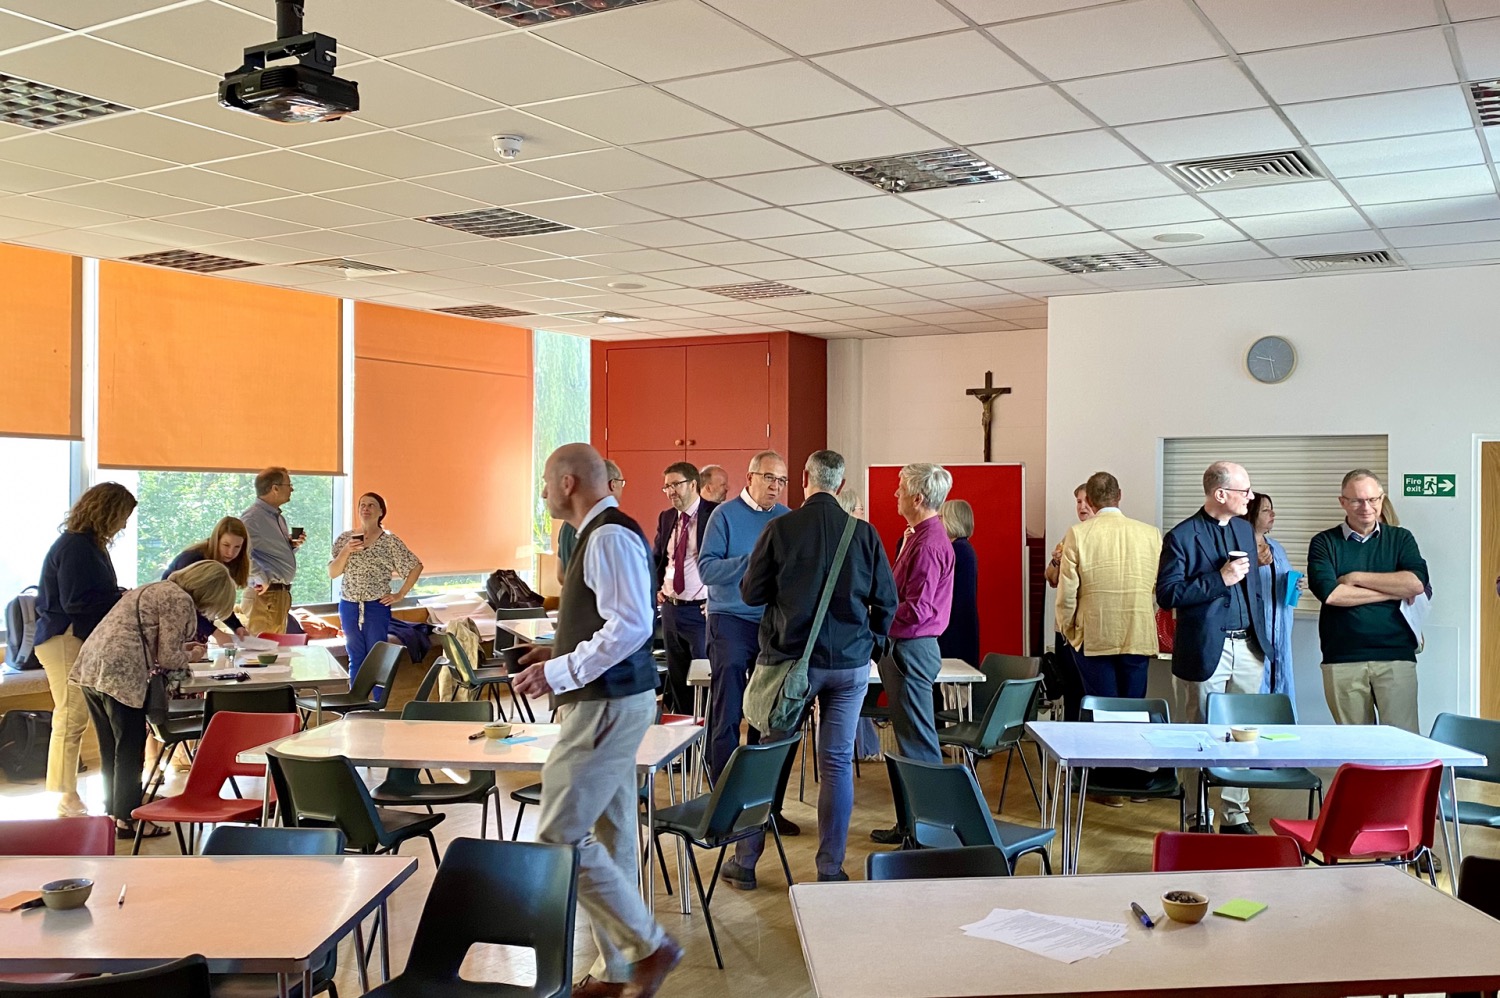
[{"xmin": 966, "ymin": 370, "xmax": 1012, "ymax": 463}]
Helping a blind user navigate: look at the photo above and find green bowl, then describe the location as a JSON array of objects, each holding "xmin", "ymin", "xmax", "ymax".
[
  {"xmin": 40, "ymin": 878, "xmax": 93, "ymax": 910},
  {"xmin": 256, "ymin": 652, "xmax": 279, "ymax": 665}
]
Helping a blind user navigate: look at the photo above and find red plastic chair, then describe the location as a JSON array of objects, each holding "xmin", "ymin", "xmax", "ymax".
[
  {"xmin": 1152, "ymin": 830, "xmax": 1303, "ymax": 872},
  {"xmin": 0, "ymin": 817, "xmax": 115, "ymax": 856},
  {"xmin": 259, "ymin": 632, "xmax": 309, "ymax": 646},
  {"xmin": 130, "ymin": 711, "xmax": 301, "ymax": 855},
  {"xmin": 1269, "ymin": 761, "xmax": 1443, "ymax": 881}
]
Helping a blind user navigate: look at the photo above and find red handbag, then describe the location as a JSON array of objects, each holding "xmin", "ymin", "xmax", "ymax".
[{"xmin": 1155, "ymin": 608, "xmax": 1175, "ymax": 655}]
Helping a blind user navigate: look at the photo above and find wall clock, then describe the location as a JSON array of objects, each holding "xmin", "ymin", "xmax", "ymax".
[{"xmin": 1246, "ymin": 335, "xmax": 1296, "ymax": 384}]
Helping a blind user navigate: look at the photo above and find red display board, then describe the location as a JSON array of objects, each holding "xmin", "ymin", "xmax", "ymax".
[{"xmin": 866, "ymin": 463, "xmax": 1028, "ymax": 657}]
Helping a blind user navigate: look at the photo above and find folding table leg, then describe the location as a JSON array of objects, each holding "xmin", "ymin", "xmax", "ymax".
[{"xmin": 379, "ymin": 899, "xmax": 391, "ymax": 981}]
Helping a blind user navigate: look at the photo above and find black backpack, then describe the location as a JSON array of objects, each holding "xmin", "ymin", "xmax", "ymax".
[
  {"xmin": 484, "ymin": 569, "xmax": 544, "ymax": 610},
  {"xmin": 4, "ymin": 587, "xmax": 41, "ymax": 671},
  {"xmin": 0, "ymin": 710, "xmax": 51, "ymax": 782}
]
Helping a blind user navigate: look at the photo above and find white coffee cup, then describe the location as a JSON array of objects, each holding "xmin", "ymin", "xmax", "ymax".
[{"xmin": 1228, "ymin": 550, "xmax": 1249, "ymax": 562}]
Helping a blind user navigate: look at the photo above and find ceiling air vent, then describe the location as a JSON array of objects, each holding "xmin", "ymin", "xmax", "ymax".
[
  {"xmin": 699, "ymin": 281, "xmax": 810, "ymax": 301},
  {"xmin": 562, "ymin": 311, "xmax": 645, "ymax": 323},
  {"xmin": 300, "ymin": 258, "xmax": 401, "ymax": 276},
  {"xmin": 0, "ymin": 72, "xmax": 131, "ymax": 130},
  {"xmin": 1291, "ymin": 250, "xmax": 1399, "ymax": 273},
  {"xmin": 420, "ymin": 206, "xmax": 572, "ymax": 239},
  {"xmin": 1169, "ymin": 150, "xmax": 1321, "ymax": 192},
  {"xmin": 124, "ymin": 249, "xmax": 258, "ymax": 273},
  {"xmin": 1043, "ymin": 252, "xmax": 1163, "ymax": 274},
  {"xmin": 434, "ymin": 305, "xmax": 534, "ymax": 319},
  {"xmin": 834, "ymin": 147, "xmax": 1009, "ymax": 194},
  {"xmin": 1469, "ymin": 81, "xmax": 1500, "ymax": 127},
  {"xmin": 455, "ymin": 0, "xmax": 659, "ymax": 27}
]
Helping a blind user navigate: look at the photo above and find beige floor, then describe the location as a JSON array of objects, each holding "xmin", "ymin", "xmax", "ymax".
[{"xmin": 1, "ymin": 677, "xmax": 1490, "ymax": 997}]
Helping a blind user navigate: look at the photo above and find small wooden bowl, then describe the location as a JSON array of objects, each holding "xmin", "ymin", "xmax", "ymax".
[
  {"xmin": 1161, "ymin": 890, "xmax": 1209, "ymax": 924},
  {"xmin": 483, "ymin": 722, "xmax": 513, "ymax": 740},
  {"xmin": 40, "ymin": 878, "xmax": 93, "ymax": 911},
  {"xmin": 1229, "ymin": 725, "xmax": 1260, "ymax": 742}
]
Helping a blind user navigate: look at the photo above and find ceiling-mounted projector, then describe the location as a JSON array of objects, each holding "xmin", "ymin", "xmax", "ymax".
[{"xmin": 219, "ymin": 1, "xmax": 358, "ymax": 124}]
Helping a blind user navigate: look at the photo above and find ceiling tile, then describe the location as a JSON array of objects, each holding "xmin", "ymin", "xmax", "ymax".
[
  {"xmin": 760, "ymin": 110, "xmax": 947, "ymax": 163},
  {"xmin": 0, "ymin": 133, "xmax": 171, "ymax": 181},
  {"xmin": 0, "ymin": 0, "xmax": 164, "ymax": 29},
  {"xmin": 164, "ymin": 207, "xmax": 313, "ymax": 239},
  {"xmin": 1150, "ymin": 241, "xmax": 1270, "ymax": 264},
  {"xmin": 1399, "ymin": 241, "xmax": 1500, "ymax": 266},
  {"xmin": 1118, "ymin": 109, "xmax": 1299, "ymax": 162},
  {"xmin": 527, "ymin": 87, "xmax": 731, "ymax": 145},
  {"xmin": 753, "ymin": 231, "xmax": 882, "ymax": 256},
  {"xmin": 342, "ymin": 61, "xmax": 497, "ymax": 129},
  {"xmin": 1170, "ymin": 257, "xmax": 1298, "ymax": 280},
  {"xmin": 297, "ymin": 132, "xmax": 491, "ymax": 180},
  {"xmin": 703, "ymin": 0, "xmax": 965, "ymax": 56},
  {"xmin": 215, "ymin": 0, "xmax": 508, "ymax": 57},
  {"xmin": 536, "ymin": 0, "xmax": 783, "ymax": 82},
  {"xmin": 987, "ymin": 0, "xmax": 1224, "ymax": 81},
  {"xmin": 401, "ymin": 107, "xmax": 606, "ymax": 161},
  {"xmin": 333, "ymin": 217, "xmax": 479, "ymax": 247},
  {"xmin": 239, "ymin": 195, "xmax": 395, "ymax": 229},
  {"xmin": 0, "ymin": 8, "xmax": 66, "ymax": 45},
  {"xmin": 1445, "ymin": 0, "xmax": 1500, "ymax": 20},
  {"xmin": 21, "ymin": 228, "xmax": 164, "ymax": 258},
  {"xmin": 866, "ymin": 267, "xmax": 965, "ymax": 287},
  {"xmin": 1340, "ymin": 165, "xmax": 1496, "ymax": 205},
  {"xmin": 1196, "ymin": 0, "xmax": 1439, "ymax": 52},
  {"xmin": 645, "ymin": 264, "xmax": 758, "ymax": 285},
  {"xmin": 507, "ymin": 230, "xmax": 639, "ymax": 257},
  {"xmin": 828, "ymin": 288, "xmax": 927, "ymax": 305},
  {"xmin": 1242, "ymin": 29, "xmax": 1457, "ymax": 104},
  {"xmin": 208, "ymin": 149, "xmax": 384, "ymax": 192},
  {"xmin": 114, "ymin": 167, "xmax": 291, "ymax": 207},
  {"xmin": 0, "ymin": 194, "xmax": 127, "ymax": 228},
  {"xmin": 157, "ymin": 96, "xmax": 380, "ymax": 148},
  {"xmin": 515, "ymin": 194, "xmax": 666, "ymax": 228},
  {"xmin": 1071, "ymin": 195, "xmax": 1216, "ymax": 228},
  {"xmin": 999, "ymin": 231, "xmax": 1133, "ymax": 256},
  {"xmin": 951, "ymin": 260, "xmax": 1065, "ymax": 280},
  {"xmin": 667, "ymin": 241, "xmax": 789, "ymax": 264},
  {"xmin": 1285, "ymin": 88, "xmax": 1478, "ymax": 151},
  {"xmin": 616, "ymin": 181, "xmax": 766, "ymax": 215},
  {"xmin": 792, "ymin": 197, "xmax": 937, "ymax": 229},
  {"xmin": 416, "ymin": 165, "xmax": 584, "ymax": 206},
  {"xmin": 784, "ymin": 275, "xmax": 884, "ymax": 293},
  {"xmin": 631, "ymin": 132, "xmax": 812, "ymax": 178},
  {"xmin": 962, "ymin": 207, "xmax": 1095, "ymax": 239},
  {"xmin": 63, "ymin": 112, "xmax": 269, "ymax": 165},
  {"xmin": 1361, "ymin": 194, "xmax": 1500, "ymax": 227},
  {"xmin": 321, "ymin": 181, "xmax": 484, "ymax": 216},
  {"xmin": 90, "ymin": 3, "xmax": 273, "ymax": 74},
  {"xmin": 662, "ymin": 62, "xmax": 876, "ymax": 128},
  {"xmin": 596, "ymin": 220, "xmax": 735, "ymax": 247},
  {"xmin": 1452, "ymin": 18, "xmax": 1500, "ymax": 80},
  {"xmin": 583, "ymin": 249, "xmax": 704, "ymax": 272},
  {"xmin": 515, "ymin": 148, "xmax": 695, "ymax": 193},
  {"xmin": 816, "ymin": 251, "xmax": 937, "ymax": 273},
  {"xmin": 906, "ymin": 281, "xmax": 1014, "ymax": 300},
  {"xmin": 719, "ymin": 167, "xmax": 881, "ymax": 205},
  {"xmin": 906, "ymin": 243, "xmax": 1025, "ymax": 266},
  {"xmin": 899, "ymin": 182, "xmax": 1056, "ymax": 217},
  {"xmin": 1112, "ymin": 218, "xmax": 1247, "ymax": 247},
  {"xmin": 392, "ymin": 33, "xmax": 632, "ymax": 106},
  {"xmin": 1314, "ymin": 131, "xmax": 1486, "ymax": 179},
  {"xmin": 509, "ymin": 258, "xmax": 622, "ymax": 280},
  {"xmin": 0, "ymin": 35, "xmax": 216, "ymax": 108},
  {"xmin": 1060, "ymin": 59, "xmax": 1265, "ymax": 126},
  {"xmin": 84, "ymin": 217, "xmax": 227, "ymax": 249},
  {"xmin": 730, "ymin": 259, "xmax": 844, "ymax": 281},
  {"xmin": 38, "ymin": 182, "xmax": 207, "ymax": 218},
  {"xmin": 1257, "ymin": 231, "xmax": 1385, "ymax": 256},
  {"xmin": 972, "ymin": 130, "xmax": 1143, "ymax": 177},
  {"xmin": 990, "ymin": 274, "xmax": 1106, "ymax": 294},
  {"xmin": 814, "ymin": 31, "xmax": 1037, "ymax": 105},
  {"xmin": 900, "ymin": 86, "xmax": 1094, "ymax": 146},
  {"xmin": 438, "ymin": 241, "xmax": 561, "ymax": 266},
  {"xmin": 1025, "ymin": 166, "xmax": 1181, "ymax": 204},
  {"xmin": 1233, "ymin": 207, "xmax": 1372, "ymax": 239},
  {"xmin": 1198, "ymin": 181, "xmax": 1352, "ymax": 216},
  {"xmin": 1384, "ymin": 219, "xmax": 1500, "ymax": 247},
  {"xmin": 190, "ymin": 240, "xmax": 314, "ymax": 265}
]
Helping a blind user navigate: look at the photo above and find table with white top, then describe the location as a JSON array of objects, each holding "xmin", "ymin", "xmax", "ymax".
[
  {"xmin": 498, "ymin": 617, "xmax": 557, "ymax": 644},
  {"xmin": 0, "ymin": 855, "xmax": 414, "ymax": 998},
  {"xmin": 790, "ymin": 864, "xmax": 1500, "ymax": 998},
  {"xmin": 1025, "ymin": 720, "xmax": 1486, "ymax": 876},
  {"xmin": 239, "ymin": 715, "xmax": 702, "ymax": 913},
  {"xmin": 179, "ymin": 644, "xmax": 349, "ymax": 695}
]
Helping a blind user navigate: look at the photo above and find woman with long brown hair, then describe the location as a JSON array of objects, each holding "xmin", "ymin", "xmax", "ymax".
[
  {"xmin": 34, "ymin": 482, "xmax": 136, "ymax": 818},
  {"xmin": 163, "ymin": 516, "xmax": 252, "ymax": 644}
]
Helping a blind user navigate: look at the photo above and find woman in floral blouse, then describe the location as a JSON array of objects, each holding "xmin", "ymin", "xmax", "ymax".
[
  {"xmin": 328, "ymin": 492, "xmax": 423, "ymax": 685},
  {"xmin": 70, "ymin": 560, "xmax": 236, "ymax": 839}
]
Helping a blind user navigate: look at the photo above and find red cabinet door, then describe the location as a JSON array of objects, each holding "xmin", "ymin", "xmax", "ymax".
[
  {"xmin": 684, "ymin": 342, "xmax": 770, "ymax": 451},
  {"xmin": 606, "ymin": 346, "xmax": 685, "ymax": 451}
]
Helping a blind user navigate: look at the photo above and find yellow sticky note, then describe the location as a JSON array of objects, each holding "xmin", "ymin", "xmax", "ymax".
[{"xmin": 1214, "ymin": 899, "xmax": 1267, "ymax": 920}]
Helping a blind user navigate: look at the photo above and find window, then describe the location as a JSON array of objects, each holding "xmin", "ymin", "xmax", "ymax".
[
  {"xmin": 531, "ymin": 329, "xmax": 591, "ymax": 558},
  {"xmin": 0, "ymin": 437, "xmax": 74, "ymax": 607}
]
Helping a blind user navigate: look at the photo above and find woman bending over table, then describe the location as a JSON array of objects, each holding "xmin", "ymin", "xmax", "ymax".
[
  {"xmin": 163, "ymin": 516, "xmax": 252, "ymax": 645},
  {"xmin": 329, "ymin": 492, "xmax": 422, "ymax": 684}
]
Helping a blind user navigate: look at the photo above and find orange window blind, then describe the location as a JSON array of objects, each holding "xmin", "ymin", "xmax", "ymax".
[
  {"xmin": 97, "ymin": 262, "xmax": 343, "ymax": 473},
  {"xmin": 0, "ymin": 245, "xmax": 81, "ymax": 439},
  {"xmin": 353, "ymin": 303, "xmax": 533, "ymax": 575}
]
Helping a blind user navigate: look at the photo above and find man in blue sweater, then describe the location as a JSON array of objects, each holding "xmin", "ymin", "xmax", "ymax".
[{"xmin": 698, "ymin": 451, "xmax": 791, "ymax": 791}]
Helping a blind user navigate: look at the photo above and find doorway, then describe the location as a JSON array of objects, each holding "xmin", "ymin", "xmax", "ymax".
[{"xmin": 1481, "ymin": 441, "xmax": 1500, "ymax": 719}]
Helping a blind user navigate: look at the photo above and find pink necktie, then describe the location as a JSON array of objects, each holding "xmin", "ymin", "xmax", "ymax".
[{"xmin": 672, "ymin": 512, "xmax": 691, "ymax": 594}]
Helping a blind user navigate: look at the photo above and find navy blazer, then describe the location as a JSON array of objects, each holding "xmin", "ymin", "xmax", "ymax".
[
  {"xmin": 1155, "ymin": 508, "xmax": 1271, "ymax": 683},
  {"xmin": 652, "ymin": 499, "xmax": 718, "ymax": 594}
]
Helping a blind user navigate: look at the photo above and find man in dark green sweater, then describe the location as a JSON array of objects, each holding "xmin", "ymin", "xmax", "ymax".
[{"xmin": 1307, "ymin": 470, "xmax": 1429, "ymax": 732}]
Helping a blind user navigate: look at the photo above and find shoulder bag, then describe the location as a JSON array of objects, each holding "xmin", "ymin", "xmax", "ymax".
[
  {"xmin": 743, "ymin": 514, "xmax": 858, "ymax": 734},
  {"xmin": 135, "ymin": 583, "xmax": 182, "ymax": 720}
]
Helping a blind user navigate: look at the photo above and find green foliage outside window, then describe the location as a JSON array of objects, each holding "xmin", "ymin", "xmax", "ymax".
[{"xmin": 532, "ymin": 330, "xmax": 591, "ymax": 554}]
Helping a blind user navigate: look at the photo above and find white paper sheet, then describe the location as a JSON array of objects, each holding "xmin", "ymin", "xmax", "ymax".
[
  {"xmin": 236, "ymin": 636, "xmax": 280, "ymax": 652},
  {"xmin": 1092, "ymin": 709, "xmax": 1150, "ymax": 723},
  {"xmin": 1140, "ymin": 730, "xmax": 1217, "ymax": 751},
  {"xmin": 1400, "ymin": 592, "xmax": 1432, "ymax": 646},
  {"xmin": 960, "ymin": 908, "xmax": 1128, "ymax": 963}
]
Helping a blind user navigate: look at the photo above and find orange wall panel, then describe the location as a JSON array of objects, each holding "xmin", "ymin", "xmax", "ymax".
[
  {"xmin": 353, "ymin": 302, "xmax": 529, "ymax": 376},
  {"xmin": 0, "ymin": 245, "xmax": 81, "ymax": 439}
]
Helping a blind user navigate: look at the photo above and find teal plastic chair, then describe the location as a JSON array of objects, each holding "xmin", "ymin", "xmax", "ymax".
[
  {"xmin": 1431, "ymin": 712, "xmax": 1500, "ymax": 863},
  {"xmin": 1203, "ymin": 693, "xmax": 1322, "ymax": 819},
  {"xmin": 938, "ymin": 675, "xmax": 1044, "ymax": 815},
  {"xmin": 369, "ymin": 700, "xmax": 504, "ymax": 839},
  {"xmin": 1076, "ymin": 696, "xmax": 1187, "ymax": 832},
  {"xmin": 268, "ymin": 749, "xmax": 444, "ymax": 865},
  {"xmin": 866, "ymin": 845, "xmax": 1012, "ymax": 881},
  {"xmin": 886, "ymin": 754, "xmax": 1053, "ymax": 874}
]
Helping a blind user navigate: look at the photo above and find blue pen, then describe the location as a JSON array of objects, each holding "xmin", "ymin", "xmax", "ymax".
[{"xmin": 1131, "ymin": 902, "xmax": 1155, "ymax": 929}]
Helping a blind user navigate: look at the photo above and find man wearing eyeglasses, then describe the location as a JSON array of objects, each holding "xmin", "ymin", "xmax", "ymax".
[
  {"xmin": 651, "ymin": 462, "xmax": 718, "ymax": 715},
  {"xmin": 1157, "ymin": 461, "xmax": 1271, "ymax": 833},
  {"xmin": 1307, "ymin": 469, "xmax": 1429, "ymax": 732},
  {"xmin": 557, "ymin": 459, "xmax": 625, "ymax": 584},
  {"xmin": 241, "ymin": 466, "xmax": 305, "ymax": 635}
]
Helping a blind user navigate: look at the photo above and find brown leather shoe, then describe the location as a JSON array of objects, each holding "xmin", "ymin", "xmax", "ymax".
[
  {"xmin": 571, "ymin": 975, "xmax": 627, "ymax": 998},
  {"xmin": 625, "ymin": 937, "xmax": 683, "ymax": 998}
]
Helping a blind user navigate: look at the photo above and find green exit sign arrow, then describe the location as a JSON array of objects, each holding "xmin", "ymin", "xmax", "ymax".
[{"xmin": 1403, "ymin": 473, "xmax": 1456, "ymax": 498}]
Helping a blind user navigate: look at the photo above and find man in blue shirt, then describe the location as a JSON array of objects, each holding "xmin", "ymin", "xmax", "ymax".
[{"xmin": 241, "ymin": 466, "xmax": 304, "ymax": 635}]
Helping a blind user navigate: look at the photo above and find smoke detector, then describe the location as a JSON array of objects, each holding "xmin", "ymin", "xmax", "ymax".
[{"xmin": 493, "ymin": 134, "xmax": 523, "ymax": 160}]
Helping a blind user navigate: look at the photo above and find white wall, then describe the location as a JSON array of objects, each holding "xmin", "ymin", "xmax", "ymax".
[
  {"xmin": 828, "ymin": 328, "xmax": 1048, "ymax": 532},
  {"xmin": 1048, "ymin": 264, "xmax": 1500, "ymax": 727}
]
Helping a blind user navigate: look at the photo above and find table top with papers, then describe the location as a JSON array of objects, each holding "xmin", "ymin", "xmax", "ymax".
[{"xmin": 789, "ymin": 865, "xmax": 1500, "ymax": 998}]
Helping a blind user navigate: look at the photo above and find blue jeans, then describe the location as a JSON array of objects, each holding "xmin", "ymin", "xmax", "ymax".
[
  {"xmin": 1072, "ymin": 647, "xmax": 1149, "ymax": 699},
  {"xmin": 340, "ymin": 599, "xmax": 392, "ymax": 690},
  {"xmin": 707, "ymin": 613, "xmax": 761, "ymax": 780},
  {"xmin": 736, "ymin": 666, "xmax": 864, "ymax": 878}
]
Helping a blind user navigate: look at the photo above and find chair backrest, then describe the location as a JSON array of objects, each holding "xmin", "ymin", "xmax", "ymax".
[
  {"xmin": 412, "ymin": 659, "xmax": 445, "ymax": 703},
  {"xmin": 203, "ymin": 684, "xmax": 297, "ymax": 729},
  {"xmin": 1301, "ymin": 761, "xmax": 1443, "ymax": 860},
  {"xmin": 971, "ymin": 677, "xmax": 1043, "ymax": 750},
  {"xmin": 887, "ymin": 754, "xmax": 1003, "ymax": 850},
  {"xmin": 0, "ymin": 817, "xmax": 115, "ymax": 856},
  {"xmin": 1430, "ymin": 712, "xmax": 1500, "ymax": 786},
  {"xmin": 259, "ymin": 632, "xmax": 309, "ymax": 646},
  {"xmin": 688, "ymin": 737, "xmax": 801, "ymax": 841},
  {"xmin": 1458, "ymin": 855, "xmax": 1500, "ymax": 921},
  {"xmin": 441, "ymin": 631, "xmax": 477, "ymax": 686},
  {"xmin": 352, "ymin": 641, "xmax": 406, "ymax": 707},
  {"xmin": 202, "ymin": 825, "xmax": 346, "ymax": 856},
  {"xmin": 866, "ymin": 845, "xmax": 1012, "ymax": 881},
  {"xmin": 1081, "ymin": 695, "xmax": 1171, "ymax": 723},
  {"xmin": 1205, "ymin": 692, "xmax": 1296, "ymax": 727},
  {"xmin": 184, "ymin": 711, "xmax": 302, "ymax": 801},
  {"xmin": 400, "ymin": 699, "xmax": 493, "ymax": 723},
  {"xmin": 1152, "ymin": 830, "xmax": 1302, "ymax": 872},
  {"xmin": 268, "ymin": 750, "xmax": 390, "ymax": 851},
  {"xmin": 401, "ymin": 837, "xmax": 578, "ymax": 997},
  {"xmin": 0, "ymin": 954, "xmax": 211, "ymax": 996}
]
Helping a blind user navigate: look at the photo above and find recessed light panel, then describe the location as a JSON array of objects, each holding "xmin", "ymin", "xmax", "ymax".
[
  {"xmin": 124, "ymin": 250, "xmax": 258, "ymax": 274},
  {"xmin": 454, "ymin": 0, "xmax": 659, "ymax": 28},
  {"xmin": 1169, "ymin": 150, "xmax": 1321, "ymax": 193},
  {"xmin": 1291, "ymin": 250, "xmax": 1398, "ymax": 273},
  {"xmin": 563, "ymin": 310, "xmax": 646, "ymax": 323},
  {"xmin": 699, "ymin": 281, "xmax": 810, "ymax": 301},
  {"xmin": 1043, "ymin": 252, "xmax": 1163, "ymax": 274},
  {"xmin": 1470, "ymin": 81, "xmax": 1500, "ymax": 127},
  {"xmin": 0, "ymin": 72, "xmax": 131, "ymax": 130},
  {"xmin": 300, "ymin": 258, "xmax": 402, "ymax": 276},
  {"xmin": 419, "ymin": 206, "xmax": 574, "ymax": 239},
  {"xmin": 435, "ymin": 305, "xmax": 535, "ymax": 319},
  {"xmin": 833, "ymin": 147, "xmax": 1010, "ymax": 194}
]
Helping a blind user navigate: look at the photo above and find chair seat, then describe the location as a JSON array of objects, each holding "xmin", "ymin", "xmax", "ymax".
[
  {"xmin": 1205, "ymin": 766, "xmax": 1321, "ymax": 790},
  {"xmin": 168, "ymin": 699, "xmax": 204, "ymax": 716},
  {"xmin": 653, "ymin": 796, "xmax": 712, "ymax": 839},
  {"xmin": 510, "ymin": 782, "xmax": 541, "ymax": 806},
  {"xmin": 1442, "ymin": 799, "xmax": 1500, "ymax": 828},
  {"xmin": 1269, "ymin": 817, "xmax": 1418, "ymax": 861},
  {"xmin": 152, "ymin": 715, "xmax": 204, "ymax": 742},
  {"xmin": 133, "ymin": 796, "xmax": 266, "ymax": 826},
  {"xmin": 371, "ymin": 777, "xmax": 493, "ymax": 807},
  {"xmin": 938, "ymin": 721, "xmax": 1025, "ymax": 753},
  {"xmin": 296, "ymin": 693, "xmax": 378, "ymax": 713},
  {"xmin": 365, "ymin": 976, "xmax": 539, "ymax": 998},
  {"xmin": 992, "ymin": 819, "xmax": 1055, "ymax": 858},
  {"xmin": 468, "ymin": 666, "xmax": 513, "ymax": 686},
  {"xmin": 211, "ymin": 966, "xmax": 330, "ymax": 998},
  {"xmin": 376, "ymin": 806, "xmax": 445, "ymax": 845}
]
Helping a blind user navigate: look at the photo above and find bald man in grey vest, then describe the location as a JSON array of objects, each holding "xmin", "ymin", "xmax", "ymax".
[{"xmin": 513, "ymin": 443, "xmax": 681, "ymax": 998}]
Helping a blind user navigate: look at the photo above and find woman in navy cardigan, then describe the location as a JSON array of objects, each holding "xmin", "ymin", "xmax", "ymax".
[
  {"xmin": 162, "ymin": 516, "xmax": 251, "ymax": 644},
  {"xmin": 938, "ymin": 500, "xmax": 981, "ymax": 667}
]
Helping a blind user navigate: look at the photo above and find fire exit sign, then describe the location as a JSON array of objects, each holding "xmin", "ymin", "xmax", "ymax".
[{"xmin": 1403, "ymin": 474, "xmax": 1456, "ymax": 498}]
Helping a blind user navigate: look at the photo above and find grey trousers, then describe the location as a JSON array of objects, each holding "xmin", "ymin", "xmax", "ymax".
[
  {"xmin": 537, "ymin": 691, "xmax": 665, "ymax": 983},
  {"xmin": 880, "ymin": 637, "xmax": 944, "ymax": 764}
]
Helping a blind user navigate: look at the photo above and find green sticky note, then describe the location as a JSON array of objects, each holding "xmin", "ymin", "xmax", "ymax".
[
  {"xmin": 1259, "ymin": 733, "xmax": 1300, "ymax": 741},
  {"xmin": 1214, "ymin": 899, "xmax": 1267, "ymax": 920}
]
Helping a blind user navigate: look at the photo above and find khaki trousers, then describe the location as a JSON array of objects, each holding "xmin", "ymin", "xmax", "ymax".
[
  {"xmin": 1322, "ymin": 659, "xmax": 1419, "ymax": 733},
  {"xmin": 34, "ymin": 629, "xmax": 88, "ymax": 800},
  {"xmin": 245, "ymin": 588, "xmax": 292, "ymax": 636},
  {"xmin": 1173, "ymin": 635, "xmax": 1264, "ymax": 825}
]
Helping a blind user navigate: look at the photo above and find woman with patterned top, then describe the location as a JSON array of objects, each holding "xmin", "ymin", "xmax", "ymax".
[
  {"xmin": 70, "ymin": 560, "xmax": 236, "ymax": 840},
  {"xmin": 162, "ymin": 516, "xmax": 252, "ymax": 644},
  {"xmin": 328, "ymin": 492, "xmax": 423, "ymax": 684}
]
